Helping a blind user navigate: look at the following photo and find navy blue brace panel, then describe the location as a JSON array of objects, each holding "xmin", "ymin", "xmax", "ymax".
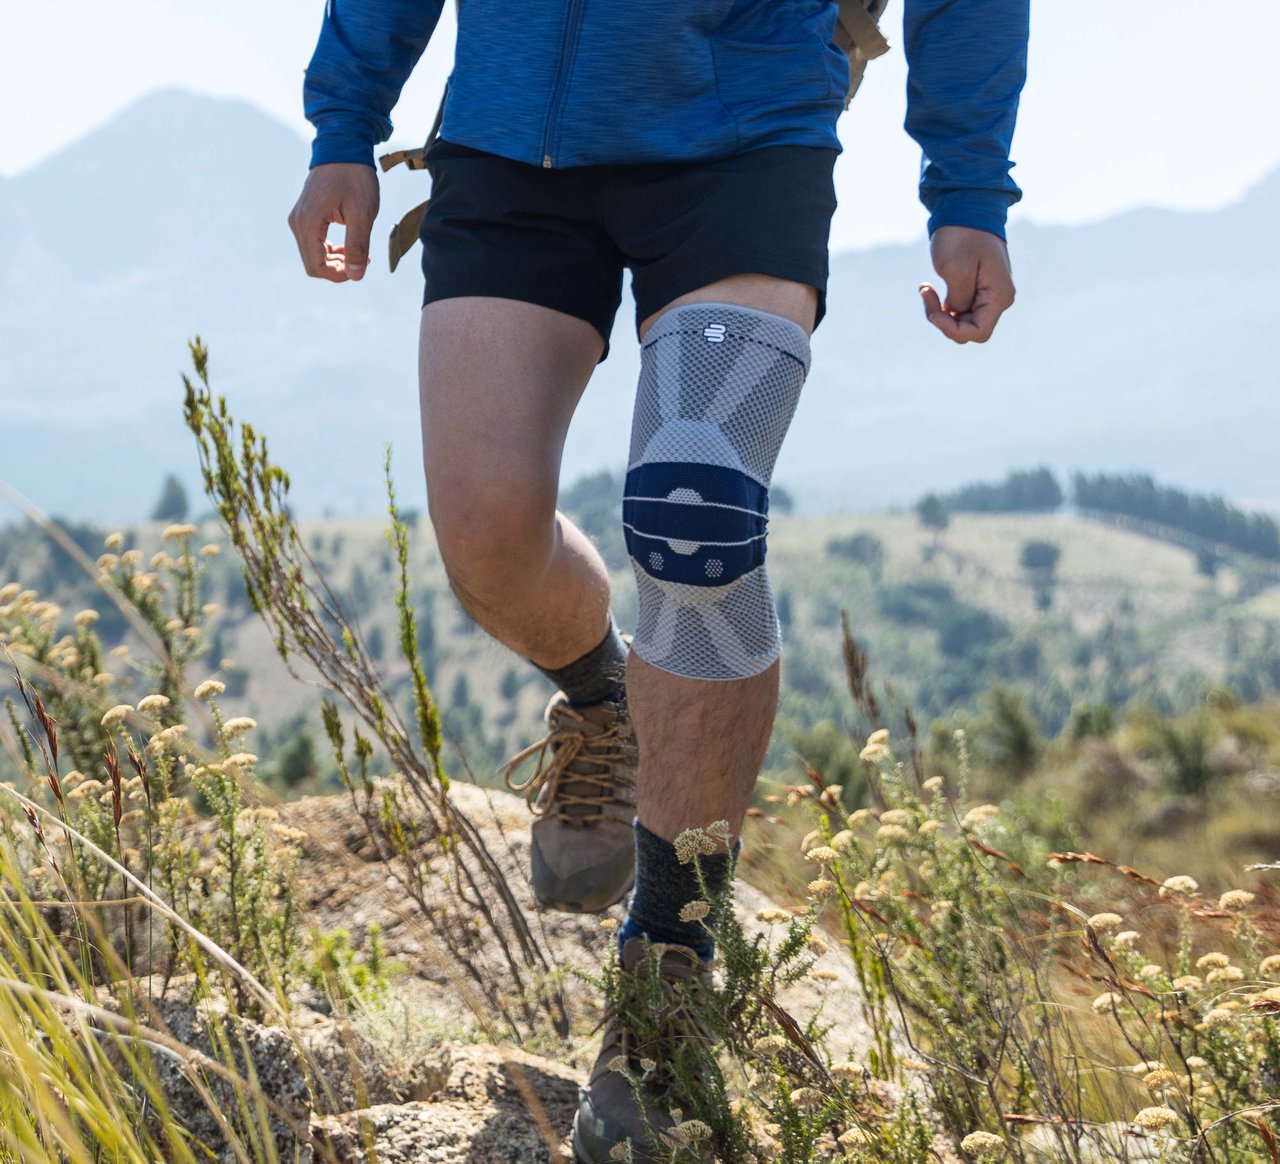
[{"xmin": 623, "ymin": 461, "xmax": 769, "ymax": 587}]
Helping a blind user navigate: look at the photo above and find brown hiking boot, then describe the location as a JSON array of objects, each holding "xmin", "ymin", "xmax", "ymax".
[
  {"xmin": 503, "ymin": 693, "xmax": 637, "ymax": 913},
  {"xmin": 573, "ymin": 938, "xmax": 714, "ymax": 1163}
]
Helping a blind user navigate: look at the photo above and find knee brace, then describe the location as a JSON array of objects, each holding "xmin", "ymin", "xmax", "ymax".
[{"xmin": 623, "ymin": 302, "xmax": 810, "ymax": 680}]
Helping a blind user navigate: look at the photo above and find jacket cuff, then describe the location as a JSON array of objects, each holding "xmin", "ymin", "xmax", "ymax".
[
  {"xmin": 925, "ymin": 190, "xmax": 1012, "ymax": 241},
  {"xmin": 309, "ymin": 123, "xmax": 379, "ymax": 170}
]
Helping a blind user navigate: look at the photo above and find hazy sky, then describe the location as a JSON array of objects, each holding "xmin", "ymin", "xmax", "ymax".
[{"xmin": 3, "ymin": 0, "xmax": 1278, "ymax": 251}]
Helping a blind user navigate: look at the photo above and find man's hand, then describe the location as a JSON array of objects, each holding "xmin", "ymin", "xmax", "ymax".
[
  {"xmin": 919, "ymin": 226, "xmax": 1016, "ymax": 344},
  {"xmin": 288, "ymin": 163, "xmax": 380, "ymax": 282}
]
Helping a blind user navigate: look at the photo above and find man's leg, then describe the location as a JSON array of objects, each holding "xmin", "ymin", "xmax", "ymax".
[
  {"xmin": 420, "ymin": 296, "xmax": 639, "ymax": 913},
  {"xmin": 630, "ymin": 274, "xmax": 816, "ymax": 841},
  {"xmin": 615, "ymin": 274, "xmax": 817, "ymax": 957},
  {"xmin": 574, "ymin": 275, "xmax": 817, "ymax": 1163},
  {"xmin": 419, "ymin": 296, "xmax": 610, "ymax": 669}
]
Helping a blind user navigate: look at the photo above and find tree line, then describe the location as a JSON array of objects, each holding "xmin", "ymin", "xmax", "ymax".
[{"xmin": 920, "ymin": 468, "xmax": 1280, "ymax": 564}]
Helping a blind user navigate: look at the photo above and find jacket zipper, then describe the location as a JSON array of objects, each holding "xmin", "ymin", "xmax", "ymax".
[{"xmin": 540, "ymin": 0, "xmax": 587, "ymax": 167}]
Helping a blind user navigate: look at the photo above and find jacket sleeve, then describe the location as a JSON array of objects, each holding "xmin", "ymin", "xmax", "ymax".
[
  {"xmin": 902, "ymin": 0, "xmax": 1029, "ymax": 239},
  {"xmin": 303, "ymin": 0, "xmax": 446, "ymax": 169}
]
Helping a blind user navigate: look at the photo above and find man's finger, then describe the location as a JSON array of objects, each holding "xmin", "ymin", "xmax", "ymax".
[
  {"xmin": 919, "ymin": 282, "xmax": 944, "ymax": 319},
  {"xmin": 920, "ymin": 284, "xmax": 968, "ymax": 344},
  {"xmin": 939, "ymin": 261, "xmax": 977, "ymax": 315},
  {"xmin": 926, "ymin": 309, "xmax": 965, "ymax": 343},
  {"xmin": 291, "ymin": 212, "xmax": 344, "ymax": 282},
  {"xmin": 341, "ymin": 211, "xmax": 372, "ymax": 281},
  {"xmin": 963, "ymin": 297, "xmax": 1004, "ymax": 343}
]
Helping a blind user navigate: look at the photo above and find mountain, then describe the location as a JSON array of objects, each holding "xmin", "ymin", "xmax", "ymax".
[{"xmin": 0, "ymin": 88, "xmax": 1276, "ymax": 522}]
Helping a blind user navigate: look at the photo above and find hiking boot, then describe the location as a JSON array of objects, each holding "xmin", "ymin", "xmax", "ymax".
[
  {"xmin": 503, "ymin": 692, "xmax": 637, "ymax": 913},
  {"xmin": 573, "ymin": 938, "xmax": 714, "ymax": 1163}
]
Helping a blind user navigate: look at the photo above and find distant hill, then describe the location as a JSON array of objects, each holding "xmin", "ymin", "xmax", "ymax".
[
  {"xmin": 5, "ymin": 508, "xmax": 1279, "ymax": 784},
  {"xmin": 1, "ymin": 88, "xmax": 1276, "ymax": 521}
]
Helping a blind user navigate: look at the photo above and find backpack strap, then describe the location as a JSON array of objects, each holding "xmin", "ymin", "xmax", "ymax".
[
  {"xmin": 834, "ymin": 0, "xmax": 892, "ymax": 107},
  {"xmin": 379, "ymin": 81, "xmax": 448, "ymax": 271}
]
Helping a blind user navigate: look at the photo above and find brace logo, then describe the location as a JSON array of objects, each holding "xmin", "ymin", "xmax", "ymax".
[{"xmin": 702, "ymin": 322, "xmax": 727, "ymax": 343}]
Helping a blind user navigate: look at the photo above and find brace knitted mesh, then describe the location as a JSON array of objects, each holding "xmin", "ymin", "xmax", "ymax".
[{"xmin": 624, "ymin": 303, "xmax": 809, "ymax": 680}]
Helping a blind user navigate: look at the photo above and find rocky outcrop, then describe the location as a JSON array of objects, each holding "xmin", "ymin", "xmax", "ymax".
[{"xmin": 125, "ymin": 782, "xmax": 891, "ymax": 1161}]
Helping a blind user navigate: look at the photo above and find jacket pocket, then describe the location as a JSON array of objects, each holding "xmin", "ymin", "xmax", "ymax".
[{"xmin": 711, "ymin": 1, "xmax": 838, "ymax": 111}]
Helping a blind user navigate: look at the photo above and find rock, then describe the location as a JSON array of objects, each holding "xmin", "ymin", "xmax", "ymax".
[
  {"xmin": 109, "ymin": 782, "xmax": 912, "ymax": 1159},
  {"xmin": 311, "ymin": 1045, "xmax": 579, "ymax": 1162},
  {"xmin": 96, "ymin": 976, "xmax": 312, "ymax": 1164}
]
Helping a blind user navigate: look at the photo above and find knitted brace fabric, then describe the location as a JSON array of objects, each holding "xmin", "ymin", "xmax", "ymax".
[{"xmin": 623, "ymin": 302, "xmax": 809, "ymax": 680}]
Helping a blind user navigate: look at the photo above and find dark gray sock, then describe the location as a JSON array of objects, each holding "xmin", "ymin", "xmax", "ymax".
[
  {"xmin": 618, "ymin": 820, "xmax": 736, "ymax": 960},
  {"xmin": 533, "ymin": 619, "xmax": 628, "ymax": 707}
]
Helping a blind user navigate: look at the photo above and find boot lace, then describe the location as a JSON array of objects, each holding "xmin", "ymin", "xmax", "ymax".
[{"xmin": 502, "ymin": 705, "xmax": 631, "ymax": 825}]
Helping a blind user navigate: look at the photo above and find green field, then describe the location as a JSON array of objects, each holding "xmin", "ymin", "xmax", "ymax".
[{"xmin": 5, "ymin": 505, "xmax": 1278, "ymax": 801}]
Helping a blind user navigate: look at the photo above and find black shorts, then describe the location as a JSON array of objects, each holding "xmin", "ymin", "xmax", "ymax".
[{"xmin": 418, "ymin": 138, "xmax": 838, "ymax": 361}]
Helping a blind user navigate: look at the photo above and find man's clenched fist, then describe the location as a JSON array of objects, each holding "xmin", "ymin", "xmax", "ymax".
[
  {"xmin": 919, "ymin": 225, "xmax": 1016, "ymax": 344},
  {"xmin": 288, "ymin": 163, "xmax": 380, "ymax": 283}
]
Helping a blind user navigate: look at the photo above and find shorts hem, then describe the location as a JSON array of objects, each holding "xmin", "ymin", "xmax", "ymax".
[
  {"xmin": 633, "ymin": 258, "xmax": 829, "ymax": 338},
  {"xmin": 421, "ymin": 285, "xmax": 615, "ymax": 362}
]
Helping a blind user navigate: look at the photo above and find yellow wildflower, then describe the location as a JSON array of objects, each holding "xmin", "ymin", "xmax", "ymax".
[
  {"xmin": 1133, "ymin": 1107, "xmax": 1178, "ymax": 1132},
  {"xmin": 1159, "ymin": 875, "xmax": 1199, "ymax": 897},
  {"xmin": 807, "ymin": 878, "xmax": 835, "ymax": 900},
  {"xmin": 756, "ymin": 907, "xmax": 791, "ymax": 924},
  {"xmin": 788, "ymin": 1087, "xmax": 825, "ymax": 1111},
  {"xmin": 960, "ymin": 1131, "xmax": 1005, "ymax": 1157},
  {"xmin": 668, "ymin": 1120, "xmax": 711, "ymax": 1146},
  {"xmin": 752, "ymin": 1035, "xmax": 788, "ymax": 1057},
  {"xmin": 678, "ymin": 900, "xmax": 711, "ymax": 923},
  {"xmin": 876, "ymin": 824, "xmax": 911, "ymax": 843},
  {"xmin": 1088, "ymin": 912, "xmax": 1124, "ymax": 931}
]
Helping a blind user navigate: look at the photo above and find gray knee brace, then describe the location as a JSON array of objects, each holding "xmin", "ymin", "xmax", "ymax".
[{"xmin": 623, "ymin": 302, "xmax": 809, "ymax": 680}]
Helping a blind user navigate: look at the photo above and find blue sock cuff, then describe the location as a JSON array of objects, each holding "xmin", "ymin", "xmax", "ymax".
[
  {"xmin": 617, "ymin": 820, "xmax": 738, "ymax": 964},
  {"xmin": 617, "ymin": 914, "xmax": 714, "ymax": 963}
]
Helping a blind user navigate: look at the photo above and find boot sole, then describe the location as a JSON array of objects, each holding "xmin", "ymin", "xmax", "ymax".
[{"xmin": 534, "ymin": 868, "xmax": 635, "ymax": 915}]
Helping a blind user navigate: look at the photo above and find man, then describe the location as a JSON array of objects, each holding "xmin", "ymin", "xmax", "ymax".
[{"xmin": 289, "ymin": 0, "xmax": 1026, "ymax": 1157}]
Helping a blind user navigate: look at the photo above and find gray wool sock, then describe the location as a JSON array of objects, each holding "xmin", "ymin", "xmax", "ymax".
[
  {"xmin": 532, "ymin": 618, "xmax": 628, "ymax": 707},
  {"xmin": 618, "ymin": 820, "xmax": 736, "ymax": 961}
]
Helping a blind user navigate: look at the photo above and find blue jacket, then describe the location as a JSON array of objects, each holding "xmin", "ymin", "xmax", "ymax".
[{"xmin": 304, "ymin": 0, "xmax": 1028, "ymax": 239}]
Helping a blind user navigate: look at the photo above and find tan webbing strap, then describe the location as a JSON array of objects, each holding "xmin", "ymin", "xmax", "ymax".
[
  {"xmin": 837, "ymin": 0, "xmax": 891, "ymax": 61},
  {"xmin": 379, "ymin": 81, "xmax": 449, "ymax": 271},
  {"xmin": 388, "ymin": 199, "xmax": 431, "ymax": 272},
  {"xmin": 835, "ymin": 0, "xmax": 891, "ymax": 107},
  {"xmin": 379, "ymin": 147, "xmax": 428, "ymax": 172}
]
